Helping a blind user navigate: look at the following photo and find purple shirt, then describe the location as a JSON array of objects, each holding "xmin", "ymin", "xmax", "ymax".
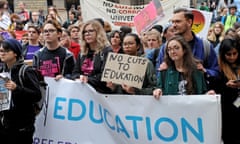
[{"xmin": 25, "ymin": 45, "xmax": 41, "ymax": 60}]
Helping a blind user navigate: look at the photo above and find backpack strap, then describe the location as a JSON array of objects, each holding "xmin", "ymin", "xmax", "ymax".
[
  {"xmin": 18, "ymin": 64, "xmax": 29, "ymax": 87},
  {"xmin": 34, "ymin": 47, "xmax": 45, "ymax": 69},
  {"xmin": 221, "ymin": 15, "xmax": 226, "ymax": 25},
  {"xmin": 160, "ymin": 70, "xmax": 166, "ymax": 89},
  {"xmin": 60, "ymin": 47, "xmax": 68, "ymax": 75},
  {"xmin": 153, "ymin": 48, "xmax": 160, "ymax": 60},
  {"xmin": 153, "ymin": 48, "xmax": 160, "ymax": 67},
  {"xmin": 202, "ymin": 39, "xmax": 210, "ymax": 65}
]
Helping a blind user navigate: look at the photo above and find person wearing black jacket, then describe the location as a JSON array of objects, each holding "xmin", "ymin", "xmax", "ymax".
[
  {"xmin": 72, "ymin": 19, "xmax": 112, "ymax": 93},
  {"xmin": 0, "ymin": 38, "xmax": 41, "ymax": 144},
  {"xmin": 62, "ymin": 10, "xmax": 77, "ymax": 29}
]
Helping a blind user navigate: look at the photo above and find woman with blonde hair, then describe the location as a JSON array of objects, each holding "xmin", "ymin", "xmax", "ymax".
[
  {"xmin": 72, "ymin": 19, "xmax": 112, "ymax": 93},
  {"xmin": 208, "ymin": 22, "xmax": 225, "ymax": 55},
  {"xmin": 207, "ymin": 21, "xmax": 225, "ymax": 48}
]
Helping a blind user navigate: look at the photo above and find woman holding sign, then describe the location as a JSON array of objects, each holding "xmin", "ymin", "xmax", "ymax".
[
  {"xmin": 72, "ymin": 19, "xmax": 112, "ymax": 93},
  {"xmin": 107, "ymin": 33, "xmax": 156, "ymax": 95},
  {"xmin": 153, "ymin": 35, "xmax": 209, "ymax": 98}
]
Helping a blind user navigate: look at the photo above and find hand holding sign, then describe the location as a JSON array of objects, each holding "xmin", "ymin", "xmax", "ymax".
[
  {"xmin": 121, "ymin": 84, "xmax": 135, "ymax": 94},
  {"xmin": 101, "ymin": 52, "xmax": 148, "ymax": 89}
]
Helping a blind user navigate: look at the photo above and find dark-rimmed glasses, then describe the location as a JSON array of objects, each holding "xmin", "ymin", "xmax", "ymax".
[
  {"xmin": 83, "ymin": 29, "xmax": 95, "ymax": 35},
  {"xmin": 43, "ymin": 29, "xmax": 57, "ymax": 34},
  {"xmin": 0, "ymin": 49, "xmax": 11, "ymax": 53}
]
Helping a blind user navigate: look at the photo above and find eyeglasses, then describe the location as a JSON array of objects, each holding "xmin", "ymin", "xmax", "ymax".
[
  {"xmin": 0, "ymin": 49, "xmax": 11, "ymax": 53},
  {"xmin": 71, "ymin": 30, "xmax": 79, "ymax": 33},
  {"xmin": 28, "ymin": 30, "xmax": 37, "ymax": 34},
  {"xmin": 123, "ymin": 42, "xmax": 136, "ymax": 47},
  {"xmin": 43, "ymin": 29, "xmax": 57, "ymax": 34},
  {"xmin": 148, "ymin": 39, "xmax": 157, "ymax": 42},
  {"xmin": 225, "ymin": 52, "xmax": 238, "ymax": 56},
  {"xmin": 83, "ymin": 29, "xmax": 95, "ymax": 35},
  {"xmin": 167, "ymin": 46, "xmax": 180, "ymax": 53},
  {"xmin": 60, "ymin": 35, "xmax": 68, "ymax": 40},
  {"xmin": 111, "ymin": 35, "xmax": 120, "ymax": 39}
]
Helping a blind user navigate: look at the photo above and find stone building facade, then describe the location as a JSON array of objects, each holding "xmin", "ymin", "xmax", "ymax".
[{"xmin": 8, "ymin": 0, "xmax": 196, "ymax": 22}]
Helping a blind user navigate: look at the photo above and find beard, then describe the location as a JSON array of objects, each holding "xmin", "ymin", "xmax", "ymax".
[{"xmin": 173, "ymin": 26, "xmax": 188, "ymax": 36}]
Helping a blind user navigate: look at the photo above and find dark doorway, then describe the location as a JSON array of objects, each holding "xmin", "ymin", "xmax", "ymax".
[
  {"xmin": 7, "ymin": 0, "xmax": 14, "ymax": 12},
  {"xmin": 47, "ymin": 0, "xmax": 53, "ymax": 6},
  {"xmin": 65, "ymin": 0, "xmax": 80, "ymax": 11}
]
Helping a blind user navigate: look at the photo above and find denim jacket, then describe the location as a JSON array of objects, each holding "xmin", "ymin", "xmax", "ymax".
[{"xmin": 157, "ymin": 66, "xmax": 207, "ymax": 95}]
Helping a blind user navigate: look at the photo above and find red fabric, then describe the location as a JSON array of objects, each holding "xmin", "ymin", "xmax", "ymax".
[
  {"xmin": 24, "ymin": 11, "xmax": 30, "ymax": 20},
  {"xmin": 15, "ymin": 30, "xmax": 27, "ymax": 40},
  {"xmin": 69, "ymin": 41, "xmax": 80, "ymax": 59}
]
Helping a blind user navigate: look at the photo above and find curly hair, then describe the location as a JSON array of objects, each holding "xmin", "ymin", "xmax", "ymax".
[{"xmin": 80, "ymin": 19, "xmax": 110, "ymax": 55}]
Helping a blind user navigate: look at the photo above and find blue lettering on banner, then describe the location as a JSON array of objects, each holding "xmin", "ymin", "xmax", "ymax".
[
  {"xmin": 145, "ymin": 117, "xmax": 152, "ymax": 140},
  {"xmin": 69, "ymin": 99, "xmax": 86, "ymax": 121},
  {"xmin": 54, "ymin": 97, "xmax": 66, "ymax": 120},
  {"xmin": 104, "ymin": 108, "xmax": 115, "ymax": 130},
  {"xmin": 154, "ymin": 117, "xmax": 178, "ymax": 141},
  {"xmin": 53, "ymin": 97, "xmax": 204, "ymax": 143},
  {"xmin": 116, "ymin": 115, "xmax": 130, "ymax": 138},
  {"xmin": 89, "ymin": 101, "xmax": 103, "ymax": 123},
  {"xmin": 125, "ymin": 116, "xmax": 143, "ymax": 139},
  {"xmin": 33, "ymin": 137, "xmax": 78, "ymax": 144},
  {"xmin": 182, "ymin": 118, "xmax": 204, "ymax": 142}
]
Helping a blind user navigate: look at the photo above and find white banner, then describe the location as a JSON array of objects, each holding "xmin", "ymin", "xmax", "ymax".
[
  {"xmin": 80, "ymin": 0, "xmax": 190, "ymax": 32},
  {"xmin": 33, "ymin": 77, "xmax": 222, "ymax": 144},
  {"xmin": 190, "ymin": 8, "xmax": 212, "ymax": 39}
]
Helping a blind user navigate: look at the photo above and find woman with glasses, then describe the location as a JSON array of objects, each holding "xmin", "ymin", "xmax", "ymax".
[
  {"xmin": 153, "ymin": 35, "xmax": 208, "ymax": 99},
  {"xmin": 217, "ymin": 38, "xmax": 240, "ymax": 144},
  {"xmin": 72, "ymin": 19, "xmax": 112, "ymax": 93},
  {"xmin": 106, "ymin": 33, "xmax": 156, "ymax": 95}
]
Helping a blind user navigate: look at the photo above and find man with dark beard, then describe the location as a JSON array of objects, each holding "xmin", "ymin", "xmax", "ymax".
[{"xmin": 156, "ymin": 8, "xmax": 219, "ymax": 91}]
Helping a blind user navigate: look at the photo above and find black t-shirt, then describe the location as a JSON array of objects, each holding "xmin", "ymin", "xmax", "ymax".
[{"xmin": 37, "ymin": 47, "xmax": 66, "ymax": 77}]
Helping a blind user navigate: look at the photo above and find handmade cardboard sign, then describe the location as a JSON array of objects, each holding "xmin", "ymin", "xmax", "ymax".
[{"xmin": 101, "ymin": 52, "xmax": 148, "ymax": 89}]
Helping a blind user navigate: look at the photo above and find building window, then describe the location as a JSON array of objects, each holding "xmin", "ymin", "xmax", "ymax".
[
  {"xmin": 107, "ymin": 0, "xmax": 120, "ymax": 2},
  {"xmin": 106, "ymin": 0, "xmax": 151, "ymax": 5},
  {"xmin": 131, "ymin": 0, "xmax": 144, "ymax": 5},
  {"xmin": 131, "ymin": 0, "xmax": 149, "ymax": 5}
]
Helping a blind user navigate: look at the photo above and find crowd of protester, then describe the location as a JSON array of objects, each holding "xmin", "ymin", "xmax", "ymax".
[{"xmin": 0, "ymin": 0, "xmax": 239, "ymax": 143}]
